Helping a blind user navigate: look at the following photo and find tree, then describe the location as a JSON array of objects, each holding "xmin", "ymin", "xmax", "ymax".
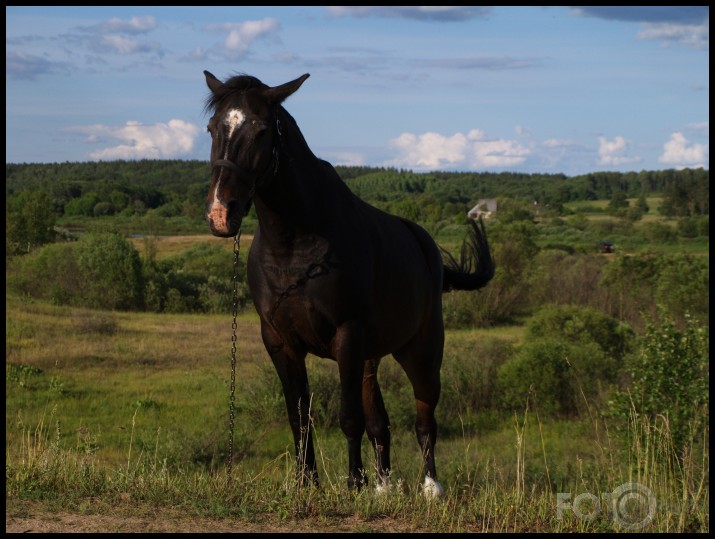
[
  {"xmin": 75, "ymin": 232, "xmax": 144, "ymax": 310},
  {"xmin": 607, "ymin": 191, "xmax": 629, "ymax": 213},
  {"xmin": 6, "ymin": 190, "xmax": 58, "ymax": 254}
]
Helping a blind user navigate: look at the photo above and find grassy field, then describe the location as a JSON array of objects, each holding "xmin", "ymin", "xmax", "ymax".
[
  {"xmin": 6, "ymin": 208, "xmax": 709, "ymax": 531},
  {"xmin": 127, "ymin": 233, "xmax": 245, "ymax": 260},
  {"xmin": 6, "ymin": 291, "xmax": 708, "ymax": 532}
]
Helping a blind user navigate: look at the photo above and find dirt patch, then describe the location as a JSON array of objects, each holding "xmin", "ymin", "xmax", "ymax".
[{"xmin": 6, "ymin": 501, "xmax": 418, "ymax": 533}]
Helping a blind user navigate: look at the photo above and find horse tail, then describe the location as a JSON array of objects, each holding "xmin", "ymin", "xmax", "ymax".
[{"xmin": 441, "ymin": 218, "xmax": 495, "ymax": 292}]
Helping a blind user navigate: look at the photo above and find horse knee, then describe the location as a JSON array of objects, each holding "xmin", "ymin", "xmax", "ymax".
[{"xmin": 339, "ymin": 409, "xmax": 365, "ymax": 439}]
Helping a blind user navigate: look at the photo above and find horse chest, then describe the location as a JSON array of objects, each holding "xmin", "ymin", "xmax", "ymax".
[{"xmin": 250, "ymin": 256, "xmax": 348, "ymax": 357}]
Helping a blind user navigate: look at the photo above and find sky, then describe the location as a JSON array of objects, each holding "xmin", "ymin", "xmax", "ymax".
[{"xmin": 6, "ymin": 6, "xmax": 710, "ymax": 176}]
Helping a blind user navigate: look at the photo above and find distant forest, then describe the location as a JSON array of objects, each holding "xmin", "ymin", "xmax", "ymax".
[{"xmin": 5, "ymin": 161, "xmax": 709, "ymax": 225}]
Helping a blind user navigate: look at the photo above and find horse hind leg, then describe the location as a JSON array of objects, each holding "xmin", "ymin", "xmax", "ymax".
[
  {"xmin": 362, "ymin": 358, "xmax": 391, "ymax": 492},
  {"xmin": 394, "ymin": 337, "xmax": 445, "ymax": 498}
]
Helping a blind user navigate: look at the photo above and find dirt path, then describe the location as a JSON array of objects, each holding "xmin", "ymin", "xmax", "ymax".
[{"xmin": 6, "ymin": 501, "xmax": 415, "ymax": 533}]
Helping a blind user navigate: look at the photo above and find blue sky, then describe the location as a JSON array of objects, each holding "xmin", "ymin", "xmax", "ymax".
[{"xmin": 6, "ymin": 6, "xmax": 709, "ymax": 175}]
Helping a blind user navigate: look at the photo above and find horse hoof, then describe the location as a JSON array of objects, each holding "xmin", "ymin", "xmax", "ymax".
[
  {"xmin": 375, "ymin": 477, "xmax": 392, "ymax": 495},
  {"xmin": 422, "ymin": 476, "xmax": 444, "ymax": 499}
]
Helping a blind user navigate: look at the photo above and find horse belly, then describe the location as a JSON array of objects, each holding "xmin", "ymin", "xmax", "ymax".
[{"xmin": 367, "ymin": 250, "xmax": 439, "ymax": 356}]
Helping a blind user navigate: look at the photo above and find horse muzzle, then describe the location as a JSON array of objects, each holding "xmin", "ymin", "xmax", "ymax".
[{"xmin": 206, "ymin": 198, "xmax": 250, "ymax": 238}]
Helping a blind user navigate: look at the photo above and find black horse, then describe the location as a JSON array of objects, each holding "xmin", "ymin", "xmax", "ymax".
[{"xmin": 203, "ymin": 71, "xmax": 494, "ymax": 497}]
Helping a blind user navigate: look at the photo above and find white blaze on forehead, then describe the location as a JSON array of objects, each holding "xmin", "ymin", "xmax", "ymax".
[{"xmin": 225, "ymin": 108, "xmax": 245, "ymax": 138}]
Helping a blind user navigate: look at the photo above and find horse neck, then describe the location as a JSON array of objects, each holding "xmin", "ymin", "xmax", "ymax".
[{"xmin": 252, "ymin": 114, "xmax": 325, "ymax": 249}]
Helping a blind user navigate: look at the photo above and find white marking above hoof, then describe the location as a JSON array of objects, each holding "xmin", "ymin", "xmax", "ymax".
[
  {"xmin": 423, "ymin": 476, "xmax": 444, "ymax": 499},
  {"xmin": 375, "ymin": 477, "xmax": 392, "ymax": 495}
]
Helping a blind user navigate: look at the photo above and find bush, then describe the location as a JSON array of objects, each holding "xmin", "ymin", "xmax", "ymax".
[
  {"xmin": 609, "ymin": 313, "xmax": 709, "ymax": 455},
  {"xmin": 676, "ymin": 217, "xmax": 699, "ymax": 238},
  {"xmin": 141, "ymin": 243, "xmax": 248, "ymax": 314},
  {"xmin": 531, "ymin": 252, "xmax": 610, "ymax": 311},
  {"xmin": 640, "ymin": 221, "xmax": 677, "ymax": 243},
  {"xmin": 74, "ymin": 232, "xmax": 144, "ymax": 310},
  {"xmin": 601, "ymin": 252, "xmax": 709, "ymax": 328},
  {"xmin": 439, "ymin": 337, "xmax": 515, "ymax": 430},
  {"xmin": 497, "ymin": 338, "xmax": 580, "ymax": 415},
  {"xmin": 496, "ymin": 306, "xmax": 632, "ymax": 416},
  {"xmin": 6, "ymin": 189, "xmax": 58, "ymax": 254},
  {"xmin": 442, "ymin": 290, "xmax": 490, "ymax": 329},
  {"xmin": 7, "ymin": 242, "xmax": 81, "ymax": 304},
  {"xmin": 526, "ymin": 305, "xmax": 634, "ymax": 366}
]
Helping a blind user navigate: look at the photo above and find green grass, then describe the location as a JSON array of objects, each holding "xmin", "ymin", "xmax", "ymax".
[
  {"xmin": 563, "ymin": 197, "xmax": 664, "ymax": 216},
  {"xmin": 5, "ymin": 294, "xmax": 708, "ymax": 531}
]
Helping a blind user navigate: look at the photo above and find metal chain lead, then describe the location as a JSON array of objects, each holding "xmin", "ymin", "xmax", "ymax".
[{"xmin": 227, "ymin": 228, "xmax": 242, "ymax": 476}]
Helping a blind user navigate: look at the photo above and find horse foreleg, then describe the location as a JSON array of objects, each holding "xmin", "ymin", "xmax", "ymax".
[
  {"xmin": 362, "ymin": 358, "xmax": 391, "ymax": 491},
  {"xmin": 334, "ymin": 324, "xmax": 367, "ymax": 490},
  {"xmin": 262, "ymin": 327, "xmax": 317, "ymax": 486}
]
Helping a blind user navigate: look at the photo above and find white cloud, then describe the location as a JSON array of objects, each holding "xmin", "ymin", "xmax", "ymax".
[
  {"xmin": 94, "ymin": 16, "xmax": 157, "ymax": 35},
  {"xmin": 543, "ymin": 138, "xmax": 576, "ymax": 148},
  {"xmin": 326, "ymin": 6, "xmax": 491, "ymax": 22},
  {"xmin": 471, "ymin": 139, "xmax": 529, "ymax": 168},
  {"xmin": 597, "ymin": 136, "xmax": 641, "ymax": 166},
  {"xmin": 71, "ymin": 119, "xmax": 200, "ymax": 160},
  {"xmin": 685, "ymin": 121, "xmax": 709, "ymax": 135},
  {"xmin": 388, "ymin": 131, "xmax": 469, "ymax": 169},
  {"xmin": 178, "ymin": 47, "xmax": 208, "ymax": 63},
  {"xmin": 203, "ymin": 18, "xmax": 280, "ymax": 59},
  {"xmin": 328, "ymin": 151, "xmax": 366, "ymax": 167},
  {"xmin": 659, "ymin": 132, "xmax": 709, "ymax": 168},
  {"xmin": 99, "ymin": 35, "xmax": 161, "ymax": 55},
  {"xmin": 387, "ymin": 129, "xmax": 529, "ymax": 170},
  {"xmin": 637, "ymin": 22, "xmax": 709, "ymax": 50}
]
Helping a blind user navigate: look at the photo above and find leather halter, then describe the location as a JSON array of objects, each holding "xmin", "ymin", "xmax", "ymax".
[{"xmin": 211, "ymin": 118, "xmax": 282, "ymax": 197}]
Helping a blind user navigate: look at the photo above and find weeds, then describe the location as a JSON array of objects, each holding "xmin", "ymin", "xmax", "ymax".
[
  {"xmin": 5, "ymin": 295, "xmax": 708, "ymax": 531},
  {"xmin": 6, "ymin": 392, "xmax": 708, "ymax": 532}
]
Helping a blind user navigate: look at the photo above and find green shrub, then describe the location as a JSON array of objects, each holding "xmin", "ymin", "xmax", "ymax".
[
  {"xmin": 497, "ymin": 338, "xmax": 579, "ymax": 415},
  {"xmin": 526, "ymin": 305, "xmax": 634, "ymax": 366},
  {"xmin": 676, "ymin": 217, "xmax": 699, "ymax": 238},
  {"xmin": 610, "ymin": 313, "xmax": 709, "ymax": 455},
  {"xmin": 654, "ymin": 254, "xmax": 709, "ymax": 325},
  {"xmin": 140, "ymin": 243, "xmax": 248, "ymax": 314},
  {"xmin": 7, "ymin": 242, "xmax": 81, "ymax": 305},
  {"xmin": 640, "ymin": 221, "xmax": 677, "ymax": 243},
  {"xmin": 439, "ymin": 337, "xmax": 515, "ymax": 431},
  {"xmin": 6, "ymin": 189, "xmax": 58, "ymax": 254},
  {"xmin": 602, "ymin": 252, "xmax": 709, "ymax": 328},
  {"xmin": 497, "ymin": 306, "xmax": 632, "ymax": 416},
  {"xmin": 74, "ymin": 232, "xmax": 144, "ymax": 310}
]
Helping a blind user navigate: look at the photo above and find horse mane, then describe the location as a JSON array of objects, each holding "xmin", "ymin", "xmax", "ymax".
[{"xmin": 203, "ymin": 73, "xmax": 268, "ymax": 114}]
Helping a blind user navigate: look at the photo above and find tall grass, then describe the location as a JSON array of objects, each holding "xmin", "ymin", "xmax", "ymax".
[
  {"xmin": 6, "ymin": 393, "xmax": 708, "ymax": 531},
  {"xmin": 5, "ymin": 295, "xmax": 708, "ymax": 531}
]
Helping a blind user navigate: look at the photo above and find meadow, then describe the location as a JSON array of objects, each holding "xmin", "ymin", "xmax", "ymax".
[
  {"xmin": 5, "ymin": 178, "xmax": 709, "ymax": 531},
  {"xmin": 5, "ymin": 286, "xmax": 708, "ymax": 532}
]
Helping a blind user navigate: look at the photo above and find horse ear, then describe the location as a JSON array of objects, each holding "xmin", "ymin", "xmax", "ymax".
[
  {"xmin": 204, "ymin": 70, "xmax": 223, "ymax": 93},
  {"xmin": 265, "ymin": 74, "xmax": 310, "ymax": 105}
]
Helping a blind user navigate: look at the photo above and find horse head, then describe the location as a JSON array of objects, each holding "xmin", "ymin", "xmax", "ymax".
[{"xmin": 203, "ymin": 71, "xmax": 310, "ymax": 237}]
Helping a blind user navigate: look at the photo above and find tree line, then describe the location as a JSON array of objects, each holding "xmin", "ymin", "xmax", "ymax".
[{"xmin": 6, "ymin": 161, "xmax": 709, "ymax": 223}]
